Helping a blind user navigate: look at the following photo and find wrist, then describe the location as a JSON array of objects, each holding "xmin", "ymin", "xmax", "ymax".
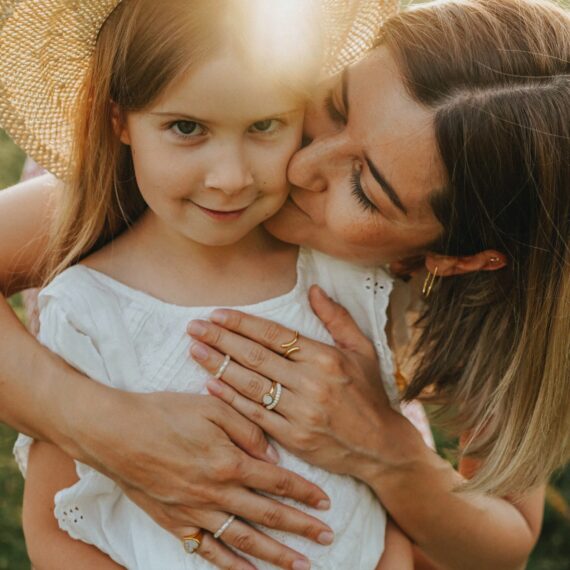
[
  {"xmin": 352, "ymin": 408, "xmax": 456, "ymax": 492},
  {"xmin": 40, "ymin": 358, "xmax": 126, "ymax": 466}
]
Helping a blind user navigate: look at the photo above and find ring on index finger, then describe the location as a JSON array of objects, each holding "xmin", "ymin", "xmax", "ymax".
[{"xmin": 281, "ymin": 331, "xmax": 300, "ymax": 359}]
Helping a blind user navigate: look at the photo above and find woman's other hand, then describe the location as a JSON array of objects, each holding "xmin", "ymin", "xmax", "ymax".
[
  {"xmin": 66, "ymin": 388, "xmax": 333, "ymax": 570},
  {"xmin": 187, "ymin": 285, "xmax": 410, "ymax": 480}
]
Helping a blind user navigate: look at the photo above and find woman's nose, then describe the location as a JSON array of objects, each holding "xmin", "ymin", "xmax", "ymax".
[
  {"xmin": 205, "ymin": 147, "xmax": 254, "ymax": 196},
  {"xmin": 288, "ymin": 133, "xmax": 341, "ymax": 194}
]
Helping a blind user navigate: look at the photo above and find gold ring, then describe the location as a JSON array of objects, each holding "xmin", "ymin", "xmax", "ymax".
[
  {"xmin": 280, "ymin": 331, "xmax": 299, "ymax": 350},
  {"xmin": 283, "ymin": 346, "xmax": 301, "ymax": 359},
  {"xmin": 182, "ymin": 529, "xmax": 204, "ymax": 554}
]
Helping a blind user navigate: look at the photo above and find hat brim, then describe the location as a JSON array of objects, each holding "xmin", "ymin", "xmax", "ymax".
[{"xmin": 0, "ymin": 0, "xmax": 399, "ymax": 179}]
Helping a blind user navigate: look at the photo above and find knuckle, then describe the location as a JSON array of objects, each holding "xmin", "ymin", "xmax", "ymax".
[
  {"xmin": 274, "ymin": 473, "xmax": 295, "ymax": 496},
  {"xmin": 261, "ymin": 506, "xmax": 284, "ymax": 528},
  {"xmin": 243, "ymin": 345, "xmax": 266, "ymax": 369},
  {"xmin": 198, "ymin": 541, "xmax": 216, "ymax": 560},
  {"xmin": 314, "ymin": 351, "xmax": 342, "ymax": 375},
  {"xmin": 263, "ymin": 322, "xmax": 282, "ymax": 344},
  {"xmin": 211, "ymin": 453, "xmax": 240, "ymax": 482},
  {"xmin": 249, "ymin": 404, "xmax": 266, "ymax": 424},
  {"xmin": 246, "ymin": 374, "xmax": 266, "ymax": 401},
  {"xmin": 246, "ymin": 423, "xmax": 266, "ymax": 450},
  {"xmin": 292, "ymin": 431, "xmax": 313, "ymax": 451},
  {"xmin": 231, "ymin": 531, "xmax": 256, "ymax": 554}
]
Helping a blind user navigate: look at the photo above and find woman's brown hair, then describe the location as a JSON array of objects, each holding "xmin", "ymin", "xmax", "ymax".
[{"xmin": 382, "ymin": 0, "xmax": 570, "ymax": 495}]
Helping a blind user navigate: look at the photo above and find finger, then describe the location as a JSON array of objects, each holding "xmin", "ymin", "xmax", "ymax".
[
  {"xmin": 193, "ymin": 343, "xmax": 295, "ymax": 413},
  {"xmin": 189, "ymin": 323, "xmax": 298, "ymax": 386},
  {"xmin": 189, "ymin": 310, "xmax": 319, "ymax": 361},
  {"xmin": 308, "ymin": 285, "xmax": 375, "ymax": 357},
  {"xmin": 213, "ymin": 517, "xmax": 312, "ymax": 570},
  {"xmin": 223, "ymin": 488, "xmax": 333, "ymax": 545},
  {"xmin": 197, "ymin": 533, "xmax": 257, "ymax": 570},
  {"xmin": 205, "ymin": 392, "xmax": 280, "ymax": 464}
]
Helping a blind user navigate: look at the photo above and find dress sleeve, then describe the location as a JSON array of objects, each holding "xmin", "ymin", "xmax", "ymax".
[{"xmin": 13, "ymin": 290, "xmax": 113, "ymax": 476}]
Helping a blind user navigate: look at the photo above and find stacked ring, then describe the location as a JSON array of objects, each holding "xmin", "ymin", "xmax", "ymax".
[
  {"xmin": 262, "ymin": 381, "xmax": 283, "ymax": 411},
  {"xmin": 182, "ymin": 530, "xmax": 204, "ymax": 554}
]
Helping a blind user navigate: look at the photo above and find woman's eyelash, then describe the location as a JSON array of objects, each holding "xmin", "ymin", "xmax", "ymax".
[{"xmin": 351, "ymin": 171, "xmax": 378, "ymax": 212}]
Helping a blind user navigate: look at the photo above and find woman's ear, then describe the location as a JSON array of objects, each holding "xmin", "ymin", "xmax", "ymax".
[
  {"xmin": 425, "ymin": 250, "xmax": 507, "ymax": 276},
  {"xmin": 111, "ymin": 102, "xmax": 131, "ymax": 145}
]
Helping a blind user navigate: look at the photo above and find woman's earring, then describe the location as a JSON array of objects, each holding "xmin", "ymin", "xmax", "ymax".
[{"xmin": 422, "ymin": 266, "xmax": 439, "ymax": 298}]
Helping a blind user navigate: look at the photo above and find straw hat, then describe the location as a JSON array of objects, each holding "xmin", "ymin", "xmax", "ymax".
[{"xmin": 0, "ymin": 0, "xmax": 399, "ymax": 179}]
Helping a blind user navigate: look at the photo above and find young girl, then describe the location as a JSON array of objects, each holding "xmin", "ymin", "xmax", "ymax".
[{"xmin": 10, "ymin": 0, "xmax": 410, "ymax": 568}]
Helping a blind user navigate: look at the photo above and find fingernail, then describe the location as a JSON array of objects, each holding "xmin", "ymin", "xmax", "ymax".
[
  {"xmin": 206, "ymin": 378, "xmax": 223, "ymax": 395},
  {"xmin": 190, "ymin": 343, "xmax": 209, "ymax": 361},
  {"xmin": 188, "ymin": 321, "xmax": 207, "ymax": 337},
  {"xmin": 292, "ymin": 560, "xmax": 311, "ymax": 570},
  {"xmin": 265, "ymin": 445, "xmax": 280, "ymax": 464},
  {"xmin": 316, "ymin": 499, "xmax": 330, "ymax": 511},
  {"xmin": 210, "ymin": 309, "xmax": 229, "ymax": 325},
  {"xmin": 317, "ymin": 531, "xmax": 334, "ymax": 545}
]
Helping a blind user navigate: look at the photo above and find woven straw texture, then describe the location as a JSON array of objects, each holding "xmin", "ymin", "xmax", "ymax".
[{"xmin": 0, "ymin": 0, "xmax": 398, "ymax": 179}]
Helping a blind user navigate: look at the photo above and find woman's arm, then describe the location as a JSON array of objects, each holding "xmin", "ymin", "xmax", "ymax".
[
  {"xmin": 0, "ymin": 177, "xmax": 331, "ymax": 569},
  {"xmin": 24, "ymin": 441, "xmax": 126, "ymax": 570},
  {"xmin": 187, "ymin": 286, "xmax": 546, "ymax": 570}
]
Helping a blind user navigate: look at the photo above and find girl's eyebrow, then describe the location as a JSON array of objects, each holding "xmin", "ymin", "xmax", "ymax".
[{"xmin": 149, "ymin": 109, "xmax": 303, "ymax": 122}]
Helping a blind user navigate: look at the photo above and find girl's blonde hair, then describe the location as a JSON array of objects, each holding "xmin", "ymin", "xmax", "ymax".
[
  {"xmin": 41, "ymin": 0, "xmax": 321, "ymax": 283},
  {"xmin": 383, "ymin": 0, "xmax": 570, "ymax": 495}
]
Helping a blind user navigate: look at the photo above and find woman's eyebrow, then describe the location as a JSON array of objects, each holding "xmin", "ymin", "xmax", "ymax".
[{"xmin": 364, "ymin": 154, "xmax": 408, "ymax": 214}]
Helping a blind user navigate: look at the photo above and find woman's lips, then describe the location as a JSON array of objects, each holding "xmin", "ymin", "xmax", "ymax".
[{"xmin": 194, "ymin": 203, "xmax": 249, "ymax": 221}]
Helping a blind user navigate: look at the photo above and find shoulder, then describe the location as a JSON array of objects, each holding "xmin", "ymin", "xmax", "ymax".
[
  {"xmin": 301, "ymin": 247, "xmax": 392, "ymax": 301},
  {"xmin": 38, "ymin": 265, "xmax": 125, "ymax": 334}
]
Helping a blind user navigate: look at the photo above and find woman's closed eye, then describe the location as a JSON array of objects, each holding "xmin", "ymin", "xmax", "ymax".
[
  {"xmin": 351, "ymin": 165, "xmax": 378, "ymax": 213},
  {"xmin": 324, "ymin": 92, "xmax": 346, "ymax": 125}
]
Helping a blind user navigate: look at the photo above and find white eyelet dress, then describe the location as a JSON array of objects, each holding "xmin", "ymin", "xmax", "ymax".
[{"xmin": 14, "ymin": 248, "xmax": 399, "ymax": 570}]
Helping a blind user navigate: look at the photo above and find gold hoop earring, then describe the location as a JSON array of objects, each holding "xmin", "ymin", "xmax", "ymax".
[{"xmin": 422, "ymin": 266, "xmax": 439, "ymax": 298}]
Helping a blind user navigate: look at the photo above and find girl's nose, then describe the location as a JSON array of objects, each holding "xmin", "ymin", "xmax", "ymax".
[{"xmin": 205, "ymin": 148, "xmax": 254, "ymax": 196}]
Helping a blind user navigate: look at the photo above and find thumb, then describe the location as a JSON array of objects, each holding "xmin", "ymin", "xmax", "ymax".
[{"xmin": 309, "ymin": 285, "xmax": 374, "ymax": 355}]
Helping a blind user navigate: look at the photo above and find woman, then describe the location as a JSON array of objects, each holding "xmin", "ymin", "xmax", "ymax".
[{"xmin": 0, "ymin": 0, "xmax": 568, "ymax": 568}]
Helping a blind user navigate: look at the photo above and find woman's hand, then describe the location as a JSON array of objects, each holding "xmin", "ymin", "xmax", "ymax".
[
  {"xmin": 187, "ymin": 285, "xmax": 402, "ymax": 480},
  {"xmin": 66, "ymin": 388, "xmax": 333, "ymax": 570}
]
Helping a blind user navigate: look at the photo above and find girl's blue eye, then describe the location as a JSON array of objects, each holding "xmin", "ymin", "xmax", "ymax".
[
  {"xmin": 250, "ymin": 119, "xmax": 279, "ymax": 133},
  {"xmin": 171, "ymin": 121, "xmax": 206, "ymax": 138}
]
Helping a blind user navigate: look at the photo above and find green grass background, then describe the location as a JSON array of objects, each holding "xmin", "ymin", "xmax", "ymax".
[{"xmin": 1, "ymin": 0, "xmax": 570, "ymax": 565}]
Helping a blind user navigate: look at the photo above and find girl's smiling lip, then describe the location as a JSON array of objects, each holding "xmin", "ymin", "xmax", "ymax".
[{"xmin": 191, "ymin": 201, "xmax": 250, "ymax": 221}]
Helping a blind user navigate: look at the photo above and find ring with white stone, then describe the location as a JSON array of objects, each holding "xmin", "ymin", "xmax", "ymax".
[
  {"xmin": 213, "ymin": 515, "xmax": 236, "ymax": 539},
  {"xmin": 263, "ymin": 382, "xmax": 282, "ymax": 411},
  {"xmin": 214, "ymin": 355, "xmax": 231, "ymax": 379}
]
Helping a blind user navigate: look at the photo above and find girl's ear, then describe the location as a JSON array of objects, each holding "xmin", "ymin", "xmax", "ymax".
[
  {"xmin": 111, "ymin": 102, "xmax": 131, "ymax": 145},
  {"xmin": 425, "ymin": 250, "xmax": 507, "ymax": 276}
]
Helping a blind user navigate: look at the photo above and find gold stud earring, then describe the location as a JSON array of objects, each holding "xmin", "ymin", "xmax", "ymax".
[
  {"xmin": 489, "ymin": 256, "xmax": 500, "ymax": 264},
  {"xmin": 422, "ymin": 266, "xmax": 439, "ymax": 298}
]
